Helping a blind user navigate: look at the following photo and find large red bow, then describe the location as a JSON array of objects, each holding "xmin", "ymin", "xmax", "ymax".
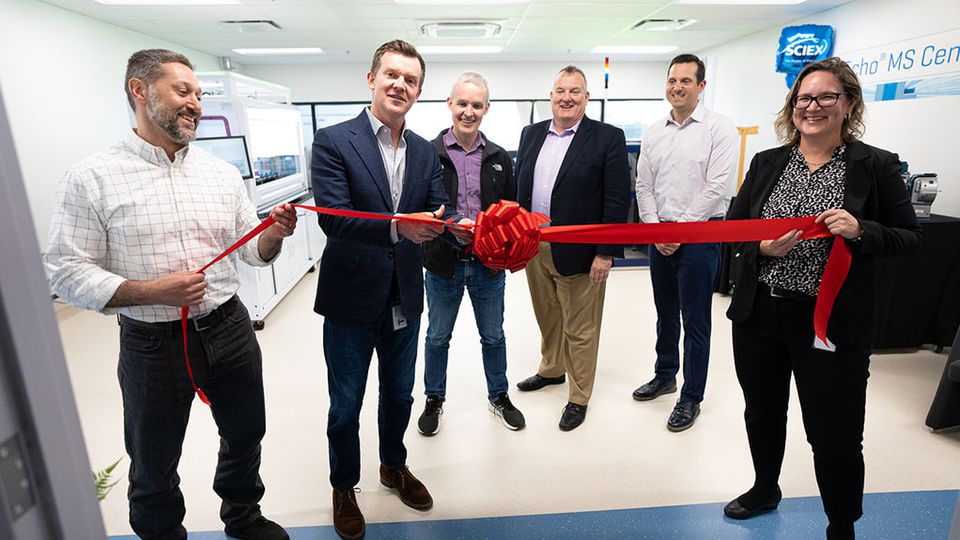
[{"xmin": 471, "ymin": 201, "xmax": 550, "ymax": 272}]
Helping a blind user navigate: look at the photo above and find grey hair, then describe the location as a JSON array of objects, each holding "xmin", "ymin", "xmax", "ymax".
[
  {"xmin": 556, "ymin": 65, "xmax": 588, "ymax": 91},
  {"xmin": 450, "ymin": 71, "xmax": 490, "ymax": 104},
  {"xmin": 124, "ymin": 49, "xmax": 194, "ymax": 110}
]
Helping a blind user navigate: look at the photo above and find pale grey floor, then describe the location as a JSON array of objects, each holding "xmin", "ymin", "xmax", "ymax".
[{"xmin": 55, "ymin": 266, "xmax": 960, "ymax": 536}]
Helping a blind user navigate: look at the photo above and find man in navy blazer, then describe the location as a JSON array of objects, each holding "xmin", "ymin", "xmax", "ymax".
[
  {"xmin": 310, "ymin": 39, "xmax": 454, "ymax": 540},
  {"xmin": 514, "ymin": 65, "xmax": 630, "ymax": 431}
]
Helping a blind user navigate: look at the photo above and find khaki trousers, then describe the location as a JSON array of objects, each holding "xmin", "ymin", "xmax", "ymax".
[{"xmin": 524, "ymin": 242, "xmax": 606, "ymax": 405}]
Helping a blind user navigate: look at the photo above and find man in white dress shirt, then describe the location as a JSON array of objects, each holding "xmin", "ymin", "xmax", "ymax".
[
  {"xmin": 633, "ymin": 54, "xmax": 737, "ymax": 432},
  {"xmin": 44, "ymin": 49, "xmax": 295, "ymax": 540}
]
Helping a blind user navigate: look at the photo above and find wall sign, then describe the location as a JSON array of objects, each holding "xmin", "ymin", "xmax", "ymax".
[
  {"xmin": 776, "ymin": 24, "xmax": 836, "ymax": 88},
  {"xmin": 838, "ymin": 28, "xmax": 960, "ymax": 102}
]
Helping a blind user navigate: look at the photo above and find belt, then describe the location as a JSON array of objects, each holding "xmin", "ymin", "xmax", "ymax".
[
  {"xmin": 119, "ymin": 296, "xmax": 240, "ymax": 332},
  {"xmin": 759, "ymin": 283, "xmax": 815, "ymax": 302},
  {"xmin": 455, "ymin": 250, "xmax": 478, "ymax": 262}
]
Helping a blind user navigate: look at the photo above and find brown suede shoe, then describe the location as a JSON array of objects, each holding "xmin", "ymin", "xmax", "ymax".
[
  {"xmin": 379, "ymin": 464, "xmax": 433, "ymax": 510},
  {"xmin": 332, "ymin": 488, "xmax": 365, "ymax": 539}
]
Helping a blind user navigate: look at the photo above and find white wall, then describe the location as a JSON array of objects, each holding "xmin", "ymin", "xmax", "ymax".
[
  {"xmin": 0, "ymin": 0, "xmax": 221, "ymax": 247},
  {"xmin": 701, "ymin": 0, "xmax": 960, "ymax": 216},
  {"xmin": 244, "ymin": 60, "xmax": 668, "ymax": 103}
]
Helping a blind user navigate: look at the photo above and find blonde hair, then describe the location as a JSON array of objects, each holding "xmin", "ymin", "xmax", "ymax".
[{"xmin": 774, "ymin": 57, "xmax": 865, "ymax": 146}]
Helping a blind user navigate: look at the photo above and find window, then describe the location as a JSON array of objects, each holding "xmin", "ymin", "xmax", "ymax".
[{"xmin": 604, "ymin": 99, "xmax": 669, "ymax": 142}]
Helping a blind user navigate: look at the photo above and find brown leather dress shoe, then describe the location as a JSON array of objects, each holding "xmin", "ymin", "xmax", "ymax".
[
  {"xmin": 379, "ymin": 464, "xmax": 433, "ymax": 510},
  {"xmin": 332, "ymin": 488, "xmax": 365, "ymax": 539}
]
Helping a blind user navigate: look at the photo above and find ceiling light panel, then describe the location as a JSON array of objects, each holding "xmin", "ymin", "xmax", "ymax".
[
  {"xmin": 675, "ymin": 0, "xmax": 807, "ymax": 4},
  {"xmin": 592, "ymin": 45, "xmax": 679, "ymax": 54},
  {"xmin": 94, "ymin": 0, "xmax": 273, "ymax": 4},
  {"xmin": 233, "ymin": 48, "xmax": 324, "ymax": 55},
  {"xmin": 396, "ymin": 0, "xmax": 529, "ymax": 4},
  {"xmin": 417, "ymin": 46, "xmax": 503, "ymax": 54}
]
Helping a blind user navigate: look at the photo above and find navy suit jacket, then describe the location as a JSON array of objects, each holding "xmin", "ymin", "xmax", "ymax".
[
  {"xmin": 516, "ymin": 116, "xmax": 630, "ymax": 276},
  {"xmin": 311, "ymin": 111, "xmax": 448, "ymax": 323}
]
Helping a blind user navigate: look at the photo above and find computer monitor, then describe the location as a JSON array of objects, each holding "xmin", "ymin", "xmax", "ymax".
[{"xmin": 192, "ymin": 136, "xmax": 253, "ymax": 180}]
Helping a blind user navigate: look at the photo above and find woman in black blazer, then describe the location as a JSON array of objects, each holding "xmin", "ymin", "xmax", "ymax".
[{"xmin": 723, "ymin": 58, "xmax": 922, "ymax": 540}]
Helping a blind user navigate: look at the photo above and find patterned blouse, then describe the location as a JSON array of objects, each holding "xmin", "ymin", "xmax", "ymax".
[{"xmin": 758, "ymin": 145, "xmax": 847, "ymax": 296}]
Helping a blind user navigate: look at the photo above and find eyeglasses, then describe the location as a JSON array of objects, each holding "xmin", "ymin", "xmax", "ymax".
[{"xmin": 793, "ymin": 92, "xmax": 844, "ymax": 109}]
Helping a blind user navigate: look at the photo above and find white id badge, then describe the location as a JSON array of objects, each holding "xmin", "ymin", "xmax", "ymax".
[
  {"xmin": 391, "ymin": 304, "xmax": 408, "ymax": 331},
  {"xmin": 813, "ymin": 335, "xmax": 837, "ymax": 352}
]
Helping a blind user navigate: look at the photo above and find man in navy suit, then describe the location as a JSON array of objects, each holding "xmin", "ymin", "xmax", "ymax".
[
  {"xmin": 514, "ymin": 65, "xmax": 630, "ymax": 431},
  {"xmin": 310, "ymin": 39, "xmax": 463, "ymax": 540}
]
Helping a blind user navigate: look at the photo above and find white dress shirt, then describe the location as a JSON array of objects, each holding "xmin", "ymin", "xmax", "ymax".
[
  {"xmin": 365, "ymin": 108, "xmax": 410, "ymax": 242},
  {"xmin": 44, "ymin": 131, "xmax": 273, "ymax": 322},
  {"xmin": 635, "ymin": 103, "xmax": 737, "ymax": 223}
]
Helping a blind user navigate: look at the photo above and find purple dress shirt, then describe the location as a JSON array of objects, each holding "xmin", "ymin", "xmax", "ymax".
[
  {"xmin": 531, "ymin": 119, "xmax": 581, "ymax": 218},
  {"xmin": 443, "ymin": 129, "xmax": 486, "ymax": 221}
]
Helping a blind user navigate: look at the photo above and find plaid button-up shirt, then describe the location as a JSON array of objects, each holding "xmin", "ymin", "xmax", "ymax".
[{"xmin": 44, "ymin": 131, "xmax": 273, "ymax": 323}]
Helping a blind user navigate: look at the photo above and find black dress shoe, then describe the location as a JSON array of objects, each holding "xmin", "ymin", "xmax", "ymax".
[
  {"xmin": 225, "ymin": 516, "xmax": 289, "ymax": 540},
  {"xmin": 723, "ymin": 487, "xmax": 782, "ymax": 520},
  {"xmin": 632, "ymin": 378, "xmax": 677, "ymax": 401},
  {"xmin": 516, "ymin": 373, "xmax": 565, "ymax": 392},
  {"xmin": 558, "ymin": 402, "xmax": 587, "ymax": 431},
  {"xmin": 666, "ymin": 400, "xmax": 700, "ymax": 432}
]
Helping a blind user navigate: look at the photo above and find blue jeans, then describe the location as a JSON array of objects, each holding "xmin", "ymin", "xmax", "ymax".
[
  {"xmin": 424, "ymin": 261, "xmax": 508, "ymax": 401},
  {"xmin": 323, "ymin": 308, "xmax": 420, "ymax": 490},
  {"xmin": 648, "ymin": 242, "xmax": 721, "ymax": 404},
  {"xmin": 118, "ymin": 300, "xmax": 265, "ymax": 540}
]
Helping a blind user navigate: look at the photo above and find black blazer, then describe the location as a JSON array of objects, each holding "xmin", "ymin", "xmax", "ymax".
[
  {"xmin": 310, "ymin": 111, "xmax": 449, "ymax": 323},
  {"xmin": 423, "ymin": 129, "xmax": 516, "ymax": 278},
  {"xmin": 726, "ymin": 141, "xmax": 923, "ymax": 347},
  {"xmin": 516, "ymin": 116, "xmax": 630, "ymax": 276}
]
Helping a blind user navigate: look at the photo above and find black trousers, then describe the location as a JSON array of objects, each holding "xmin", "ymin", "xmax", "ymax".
[
  {"xmin": 732, "ymin": 289, "xmax": 870, "ymax": 530},
  {"xmin": 118, "ymin": 299, "xmax": 266, "ymax": 540}
]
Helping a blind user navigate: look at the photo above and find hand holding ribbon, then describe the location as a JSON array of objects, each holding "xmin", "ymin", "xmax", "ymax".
[
  {"xmin": 178, "ymin": 200, "xmax": 853, "ymax": 405},
  {"xmin": 396, "ymin": 204, "xmax": 446, "ymax": 244}
]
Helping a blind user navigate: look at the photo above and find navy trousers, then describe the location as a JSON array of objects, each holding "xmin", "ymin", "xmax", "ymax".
[
  {"xmin": 648, "ymin": 241, "xmax": 720, "ymax": 403},
  {"xmin": 323, "ymin": 307, "xmax": 420, "ymax": 490}
]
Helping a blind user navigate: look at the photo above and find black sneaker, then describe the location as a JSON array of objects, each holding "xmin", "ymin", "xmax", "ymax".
[
  {"xmin": 418, "ymin": 395, "xmax": 443, "ymax": 436},
  {"xmin": 489, "ymin": 392, "xmax": 526, "ymax": 430}
]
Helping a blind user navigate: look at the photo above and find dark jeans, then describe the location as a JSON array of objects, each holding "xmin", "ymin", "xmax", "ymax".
[
  {"xmin": 733, "ymin": 291, "xmax": 869, "ymax": 531},
  {"xmin": 424, "ymin": 262, "xmax": 508, "ymax": 401},
  {"xmin": 323, "ymin": 309, "xmax": 420, "ymax": 490},
  {"xmin": 648, "ymin": 241, "xmax": 720, "ymax": 403},
  {"xmin": 118, "ymin": 300, "xmax": 266, "ymax": 540}
]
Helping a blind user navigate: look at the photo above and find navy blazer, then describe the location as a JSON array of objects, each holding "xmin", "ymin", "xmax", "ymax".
[
  {"xmin": 726, "ymin": 141, "xmax": 922, "ymax": 348},
  {"xmin": 311, "ymin": 111, "xmax": 449, "ymax": 323},
  {"xmin": 516, "ymin": 116, "xmax": 630, "ymax": 276}
]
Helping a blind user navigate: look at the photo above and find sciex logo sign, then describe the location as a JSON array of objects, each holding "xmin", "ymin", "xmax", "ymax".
[{"xmin": 776, "ymin": 24, "xmax": 835, "ymax": 88}]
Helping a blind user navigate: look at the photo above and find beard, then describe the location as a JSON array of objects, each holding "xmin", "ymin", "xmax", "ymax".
[{"xmin": 146, "ymin": 88, "xmax": 199, "ymax": 145}]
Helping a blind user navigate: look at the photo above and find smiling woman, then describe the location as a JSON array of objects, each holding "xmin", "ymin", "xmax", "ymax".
[{"xmin": 723, "ymin": 57, "xmax": 923, "ymax": 540}]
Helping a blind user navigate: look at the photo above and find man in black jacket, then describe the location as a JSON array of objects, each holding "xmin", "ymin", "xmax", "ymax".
[{"xmin": 418, "ymin": 72, "xmax": 524, "ymax": 436}]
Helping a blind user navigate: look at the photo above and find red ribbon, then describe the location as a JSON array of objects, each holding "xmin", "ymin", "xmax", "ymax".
[{"xmin": 180, "ymin": 201, "xmax": 851, "ymax": 404}]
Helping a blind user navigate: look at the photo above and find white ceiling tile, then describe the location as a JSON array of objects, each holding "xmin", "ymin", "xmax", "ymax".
[{"xmin": 35, "ymin": 0, "xmax": 853, "ymax": 63}]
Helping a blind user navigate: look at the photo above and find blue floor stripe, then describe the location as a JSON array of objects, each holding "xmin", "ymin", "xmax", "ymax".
[{"xmin": 110, "ymin": 489, "xmax": 958, "ymax": 539}]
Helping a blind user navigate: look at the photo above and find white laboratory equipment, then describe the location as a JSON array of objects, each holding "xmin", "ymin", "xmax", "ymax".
[{"xmin": 194, "ymin": 72, "xmax": 324, "ymax": 327}]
